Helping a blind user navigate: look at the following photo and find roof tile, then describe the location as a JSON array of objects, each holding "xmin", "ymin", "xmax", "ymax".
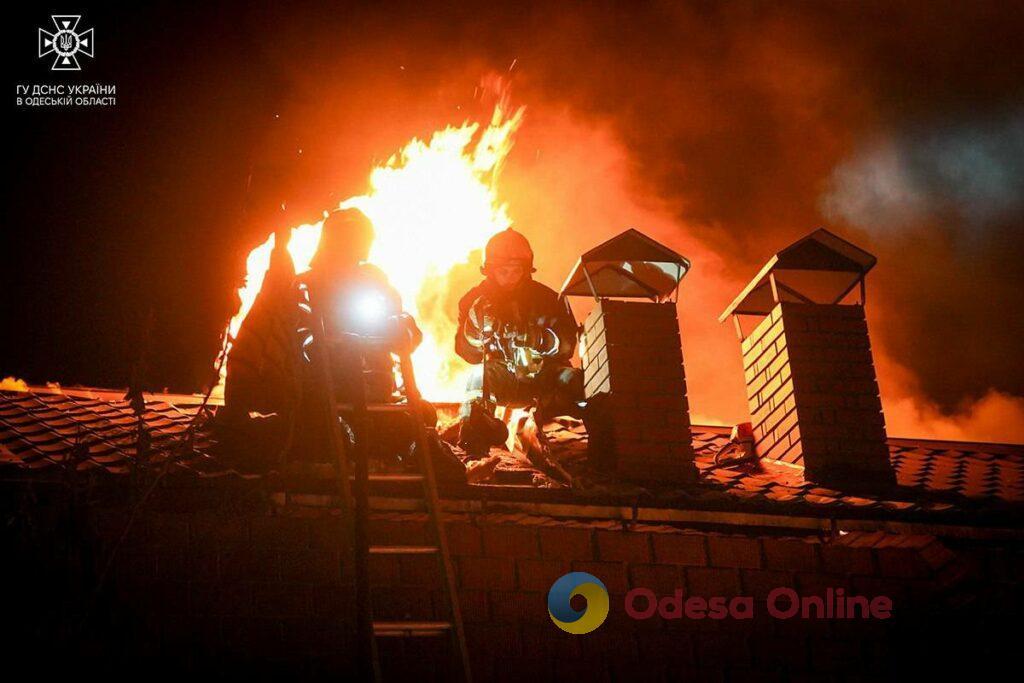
[{"xmin": 2, "ymin": 389, "xmax": 1023, "ymax": 526}]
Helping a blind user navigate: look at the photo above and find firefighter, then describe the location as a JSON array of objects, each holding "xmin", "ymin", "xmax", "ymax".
[
  {"xmin": 303, "ymin": 207, "xmax": 420, "ymax": 405},
  {"xmin": 455, "ymin": 228, "xmax": 583, "ymax": 455},
  {"xmin": 298, "ymin": 208, "xmax": 464, "ymax": 481}
]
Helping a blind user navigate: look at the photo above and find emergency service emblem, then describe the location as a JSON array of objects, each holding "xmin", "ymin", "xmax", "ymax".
[{"xmin": 38, "ymin": 15, "xmax": 94, "ymax": 71}]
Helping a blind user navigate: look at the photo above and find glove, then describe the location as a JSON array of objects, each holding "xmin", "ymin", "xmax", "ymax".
[
  {"xmin": 468, "ymin": 298, "xmax": 497, "ymax": 348},
  {"xmin": 385, "ymin": 313, "xmax": 419, "ymax": 353},
  {"xmin": 473, "ymin": 298, "xmax": 496, "ymax": 335}
]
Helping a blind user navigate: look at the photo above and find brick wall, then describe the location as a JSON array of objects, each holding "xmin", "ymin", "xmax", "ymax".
[
  {"xmin": 583, "ymin": 299, "xmax": 696, "ymax": 484},
  {"xmin": 741, "ymin": 302, "xmax": 895, "ymax": 489},
  {"xmin": 11, "ymin": 503, "xmax": 1014, "ymax": 681}
]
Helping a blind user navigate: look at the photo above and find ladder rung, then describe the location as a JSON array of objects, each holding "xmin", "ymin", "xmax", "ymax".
[
  {"xmin": 369, "ymin": 545, "xmax": 438, "ymax": 555},
  {"xmin": 373, "ymin": 621, "xmax": 452, "ymax": 637},
  {"xmin": 336, "ymin": 403, "xmax": 412, "ymax": 414},
  {"xmin": 359, "ymin": 473, "xmax": 425, "ymax": 483},
  {"xmin": 367, "ymin": 403, "xmax": 413, "ymax": 413}
]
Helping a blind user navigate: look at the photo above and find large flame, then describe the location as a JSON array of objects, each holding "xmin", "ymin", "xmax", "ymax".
[{"xmin": 215, "ymin": 100, "xmax": 524, "ymax": 401}]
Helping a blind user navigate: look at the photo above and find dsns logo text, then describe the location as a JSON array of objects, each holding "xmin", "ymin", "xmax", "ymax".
[{"xmin": 547, "ymin": 572, "xmax": 609, "ymax": 634}]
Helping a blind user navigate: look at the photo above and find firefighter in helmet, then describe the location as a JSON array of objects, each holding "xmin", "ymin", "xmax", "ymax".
[
  {"xmin": 298, "ymin": 207, "xmax": 465, "ymax": 481},
  {"xmin": 302, "ymin": 207, "xmax": 421, "ymax": 404},
  {"xmin": 455, "ymin": 228, "xmax": 583, "ymax": 455}
]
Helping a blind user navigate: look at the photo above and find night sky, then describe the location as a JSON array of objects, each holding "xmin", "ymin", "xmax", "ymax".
[{"xmin": 4, "ymin": 1, "xmax": 1024, "ymax": 439}]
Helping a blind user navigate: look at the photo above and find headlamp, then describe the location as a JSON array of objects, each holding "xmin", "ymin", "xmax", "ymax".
[{"xmin": 341, "ymin": 288, "xmax": 390, "ymax": 335}]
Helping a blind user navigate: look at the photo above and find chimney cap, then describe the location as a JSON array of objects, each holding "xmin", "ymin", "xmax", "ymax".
[
  {"xmin": 560, "ymin": 228, "xmax": 691, "ymax": 301},
  {"xmin": 719, "ymin": 228, "xmax": 877, "ymax": 321}
]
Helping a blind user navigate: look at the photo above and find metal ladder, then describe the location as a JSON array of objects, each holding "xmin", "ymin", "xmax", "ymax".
[{"xmin": 311, "ymin": 312, "xmax": 472, "ymax": 682}]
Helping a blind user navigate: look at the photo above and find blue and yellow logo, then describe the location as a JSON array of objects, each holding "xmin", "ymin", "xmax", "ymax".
[{"xmin": 547, "ymin": 572, "xmax": 610, "ymax": 634}]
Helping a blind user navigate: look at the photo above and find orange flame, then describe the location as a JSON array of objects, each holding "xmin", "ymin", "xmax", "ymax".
[{"xmin": 215, "ymin": 100, "xmax": 525, "ymax": 401}]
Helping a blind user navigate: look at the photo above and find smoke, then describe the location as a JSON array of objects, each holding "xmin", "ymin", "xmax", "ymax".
[
  {"xmin": 12, "ymin": 2, "xmax": 1022, "ymax": 441},
  {"xmin": 823, "ymin": 113, "xmax": 1024, "ymax": 232},
  {"xmin": 503, "ymin": 2, "xmax": 1024, "ymax": 435},
  {"xmin": 228, "ymin": 0, "xmax": 1024, "ymax": 439},
  {"xmin": 820, "ymin": 112, "xmax": 1024, "ymax": 423}
]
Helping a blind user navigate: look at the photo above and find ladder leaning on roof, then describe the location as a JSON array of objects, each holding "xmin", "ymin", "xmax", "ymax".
[{"xmin": 309, "ymin": 303, "xmax": 472, "ymax": 682}]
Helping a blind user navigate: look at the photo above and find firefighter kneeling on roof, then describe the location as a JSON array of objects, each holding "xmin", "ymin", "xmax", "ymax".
[{"xmin": 455, "ymin": 228, "xmax": 584, "ymax": 461}]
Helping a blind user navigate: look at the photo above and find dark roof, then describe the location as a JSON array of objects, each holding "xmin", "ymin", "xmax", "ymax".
[
  {"xmin": 2, "ymin": 388, "xmax": 1022, "ymax": 528},
  {"xmin": 0, "ymin": 388, "xmax": 239, "ymax": 480}
]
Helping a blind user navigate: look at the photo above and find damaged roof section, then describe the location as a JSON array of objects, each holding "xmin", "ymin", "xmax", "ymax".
[{"xmin": 1, "ymin": 388, "xmax": 1021, "ymax": 531}]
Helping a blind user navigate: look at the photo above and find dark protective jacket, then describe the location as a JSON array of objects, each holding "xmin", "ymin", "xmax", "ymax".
[
  {"xmin": 455, "ymin": 277, "xmax": 577, "ymax": 366},
  {"xmin": 303, "ymin": 263, "xmax": 421, "ymax": 402}
]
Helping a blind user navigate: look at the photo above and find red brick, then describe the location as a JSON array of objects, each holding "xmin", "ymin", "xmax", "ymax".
[
  {"xmin": 309, "ymin": 583, "xmax": 355, "ymax": 619},
  {"xmin": 251, "ymin": 582, "xmax": 310, "ymax": 617},
  {"xmin": 482, "ymin": 524, "xmax": 539, "ymax": 558},
  {"xmin": 596, "ymin": 529, "xmax": 651, "ymax": 563},
  {"xmin": 279, "ymin": 616, "xmax": 351, "ymax": 657},
  {"xmin": 219, "ymin": 547, "xmax": 280, "ymax": 581},
  {"xmin": 279, "ymin": 548, "xmax": 342, "ymax": 584},
  {"xmin": 571, "ymin": 560, "xmax": 629, "ymax": 594},
  {"xmin": 457, "ymin": 556, "xmax": 516, "ymax": 590},
  {"xmin": 741, "ymin": 569, "xmax": 795, "ymax": 599},
  {"xmin": 636, "ymin": 632, "xmax": 695, "ymax": 666},
  {"xmin": 465, "ymin": 623, "xmax": 524, "ymax": 659},
  {"xmin": 308, "ymin": 515, "xmax": 347, "ymax": 551},
  {"xmin": 516, "ymin": 558, "xmax": 570, "ymax": 591},
  {"xmin": 584, "ymin": 625, "xmax": 640, "ymax": 663},
  {"xmin": 652, "ymin": 532, "xmax": 707, "ymax": 566},
  {"xmin": 489, "ymin": 590, "xmax": 547, "ymax": 624},
  {"xmin": 629, "ymin": 563, "xmax": 683, "ymax": 592},
  {"xmin": 371, "ymin": 586, "xmax": 435, "ymax": 621},
  {"xmin": 367, "ymin": 554, "xmax": 400, "ymax": 585},
  {"xmin": 368, "ymin": 518, "xmax": 430, "ymax": 546},
  {"xmin": 538, "ymin": 526, "xmax": 593, "ymax": 559},
  {"xmin": 820, "ymin": 543, "xmax": 876, "ymax": 576},
  {"xmin": 686, "ymin": 567, "xmax": 742, "ymax": 596},
  {"xmin": 444, "ymin": 521, "xmax": 482, "ymax": 556},
  {"xmin": 250, "ymin": 515, "xmax": 310, "ymax": 549},
  {"xmin": 553, "ymin": 654, "xmax": 616, "ymax": 681},
  {"xmin": 398, "ymin": 554, "xmax": 443, "ymax": 588},
  {"xmin": 794, "ymin": 571, "xmax": 853, "ymax": 595},
  {"xmin": 455, "ymin": 589, "xmax": 489, "ymax": 623},
  {"xmin": 707, "ymin": 535, "xmax": 762, "ymax": 569},
  {"xmin": 520, "ymin": 624, "xmax": 581, "ymax": 664},
  {"xmin": 763, "ymin": 538, "xmax": 819, "ymax": 572},
  {"xmin": 874, "ymin": 546, "xmax": 931, "ymax": 579},
  {"xmin": 145, "ymin": 513, "xmax": 190, "ymax": 550},
  {"xmin": 191, "ymin": 513, "xmax": 249, "ymax": 548},
  {"xmin": 695, "ymin": 631, "xmax": 751, "ymax": 667}
]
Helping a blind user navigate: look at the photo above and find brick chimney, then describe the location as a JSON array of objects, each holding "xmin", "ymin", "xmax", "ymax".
[
  {"xmin": 562, "ymin": 229, "xmax": 697, "ymax": 484},
  {"xmin": 583, "ymin": 299, "xmax": 696, "ymax": 483},
  {"xmin": 720, "ymin": 229, "xmax": 895, "ymax": 490}
]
